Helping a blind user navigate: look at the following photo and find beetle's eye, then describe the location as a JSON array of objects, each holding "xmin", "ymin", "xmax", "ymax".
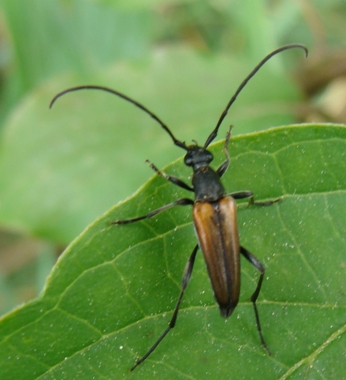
[
  {"xmin": 184, "ymin": 153, "xmax": 193, "ymax": 166},
  {"xmin": 205, "ymin": 151, "xmax": 213, "ymax": 163}
]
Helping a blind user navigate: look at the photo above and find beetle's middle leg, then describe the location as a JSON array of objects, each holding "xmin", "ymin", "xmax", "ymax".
[
  {"xmin": 218, "ymin": 126, "xmax": 280, "ymax": 206},
  {"xmin": 240, "ymin": 246, "xmax": 271, "ymax": 356},
  {"xmin": 130, "ymin": 244, "xmax": 199, "ymax": 371},
  {"xmin": 230, "ymin": 190, "xmax": 281, "ymax": 207},
  {"xmin": 112, "ymin": 198, "xmax": 194, "ymax": 225}
]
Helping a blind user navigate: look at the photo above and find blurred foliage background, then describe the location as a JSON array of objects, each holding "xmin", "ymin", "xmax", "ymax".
[{"xmin": 0, "ymin": 0, "xmax": 345, "ymax": 316}]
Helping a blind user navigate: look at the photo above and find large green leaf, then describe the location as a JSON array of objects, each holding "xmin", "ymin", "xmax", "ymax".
[
  {"xmin": 1, "ymin": 124, "xmax": 345, "ymax": 379},
  {"xmin": 0, "ymin": 47, "xmax": 304, "ymax": 243}
]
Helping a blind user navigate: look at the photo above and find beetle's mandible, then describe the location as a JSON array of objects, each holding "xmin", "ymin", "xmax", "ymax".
[{"xmin": 50, "ymin": 44, "xmax": 308, "ymax": 371}]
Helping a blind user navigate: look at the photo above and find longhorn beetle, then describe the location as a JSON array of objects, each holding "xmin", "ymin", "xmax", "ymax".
[{"xmin": 50, "ymin": 44, "xmax": 308, "ymax": 371}]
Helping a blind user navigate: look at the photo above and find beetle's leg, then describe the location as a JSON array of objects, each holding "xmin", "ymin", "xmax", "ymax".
[
  {"xmin": 131, "ymin": 244, "xmax": 199, "ymax": 371},
  {"xmin": 146, "ymin": 160, "xmax": 194, "ymax": 192},
  {"xmin": 112, "ymin": 198, "xmax": 194, "ymax": 225},
  {"xmin": 230, "ymin": 191, "xmax": 281, "ymax": 207},
  {"xmin": 230, "ymin": 190, "xmax": 254, "ymax": 200},
  {"xmin": 231, "ymin": 190, "xmax": 255, "ymax": 204},
  {"xmin": 240, "ymin": 246, "xmax": 271, "ymax": 355},
  {"xmin": 216, "ymin": 126, "xmax": 232, "ymax": 177}
]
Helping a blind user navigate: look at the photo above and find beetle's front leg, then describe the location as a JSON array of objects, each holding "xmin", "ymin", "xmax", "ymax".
[
  {"xmin": 216, "ymin": 126, "xmax": 232, "ymax": 177},
  {"xmin": 146, "ymin": 160, "xmax": 194, "ymax": 192}
]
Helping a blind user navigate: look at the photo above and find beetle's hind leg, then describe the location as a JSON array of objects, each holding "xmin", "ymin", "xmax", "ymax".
[
  {"xmin": 130, "ymin": 244, "xmax": 199, "ymax": 371},
  {"xmin": 240, "ymin": 246, "xmax": 271, "ymax": 355}
]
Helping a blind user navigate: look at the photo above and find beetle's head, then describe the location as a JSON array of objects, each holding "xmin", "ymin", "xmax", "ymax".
[{"xmin": 184, "ymin": 145, "xmax": 213, "ymax": 168}]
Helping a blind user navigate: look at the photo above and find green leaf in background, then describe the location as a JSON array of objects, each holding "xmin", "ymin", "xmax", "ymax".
[
  {"xmin": 0, "ymin": 48, "xmax": 304, "ymax": 243},
  {"xmin": 0, "ymin": 0, "xmax": 153, "ymax": 93},
  {"xmin": 0, "ymin": 125, "xmax": 345, "ymax": 379}
]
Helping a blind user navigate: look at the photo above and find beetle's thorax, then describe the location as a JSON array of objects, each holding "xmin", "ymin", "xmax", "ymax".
[{"xmin": 184, "ymin": 145, "xmax": 226, "ymax": 202}]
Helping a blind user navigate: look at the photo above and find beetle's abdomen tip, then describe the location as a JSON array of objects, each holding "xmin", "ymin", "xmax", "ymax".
[{"xmin": 220, "ymin": 305, "xmax": 235, "ymax": 318}]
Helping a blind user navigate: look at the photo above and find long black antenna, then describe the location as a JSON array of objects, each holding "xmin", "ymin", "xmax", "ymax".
[
  {"xmin": 203, "ymin": 44, "xmax": 308, "ymax": 148},
  {"xmin": 50, "ymin": 85, "xmax": 188, "ymax": 151},
  {"xmin": 51, "ymin": 44, "xmax": 308, "ymax": 152}
]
